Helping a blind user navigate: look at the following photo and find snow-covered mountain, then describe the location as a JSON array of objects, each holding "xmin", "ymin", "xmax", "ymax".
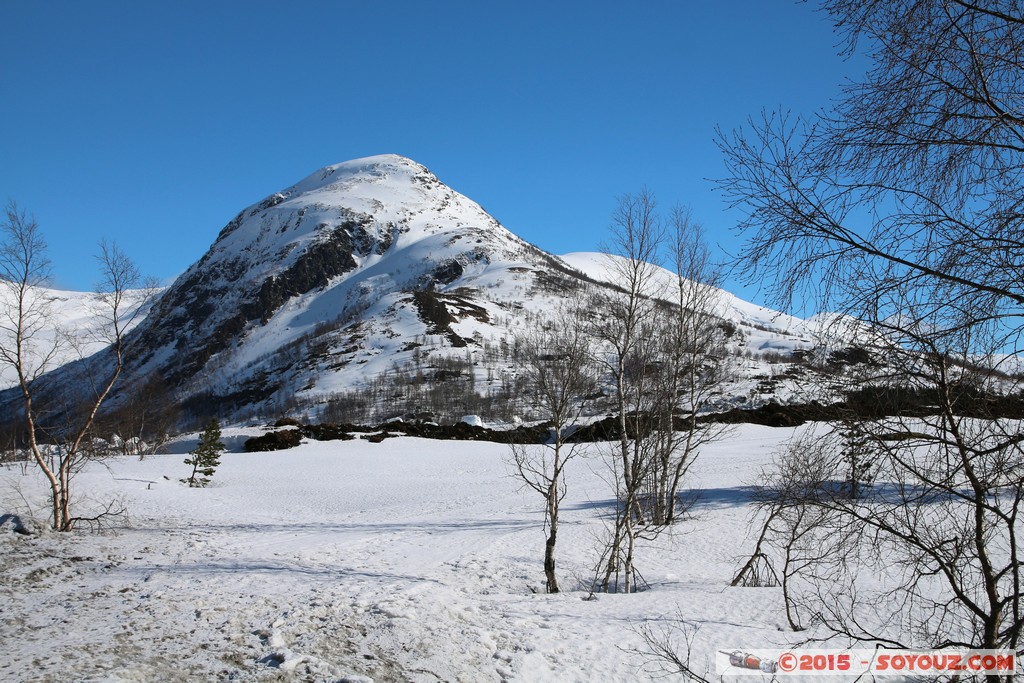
[
  {"xmin": 7, "ymin": 155, "xmax": 834, "ymax": 423},
  {"xmin": 120, "ymin": 155, "xmax": 597, "ymax": 414}
]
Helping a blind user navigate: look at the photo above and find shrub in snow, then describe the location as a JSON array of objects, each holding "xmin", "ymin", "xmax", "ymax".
[{"xmin": 459, "ymin": 415, "xmax": 485, "ymax": 428}]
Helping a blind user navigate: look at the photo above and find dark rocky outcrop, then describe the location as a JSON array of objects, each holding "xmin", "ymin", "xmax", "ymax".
[
  {"xmin": 244, "ymin": 428, "xmax": 303, "ymax": 452},
  {"xmin": 242, "ymin": 419, "xmax": 552, "ymax": 451},
  {"xmin": 239, "ymin": 225, "xmax": 361, "ymax": 325},
  {"xmin": 301, "ymin": 423, "xmax": 360, "ymax": 441}
]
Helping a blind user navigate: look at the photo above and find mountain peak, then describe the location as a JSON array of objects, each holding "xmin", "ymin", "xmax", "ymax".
[
  {"xmin": 121, "ymin": 154, "xmax": 536, "ymax": 399},
  {"xmin": 326, "ymin": 153, "xmax": 424, "ymax": 172},
  {"xmin": 286, "ymin": 154, "xmax": 433, "ymax": 197},
  {"xmin": 208, "ymin": 154, "xmax": 459, "ymax": 255}
]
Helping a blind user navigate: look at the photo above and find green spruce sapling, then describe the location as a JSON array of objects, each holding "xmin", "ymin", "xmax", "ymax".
[{"xmin": 185, "ymin": 419, "xmax": 225, "ymax": 488}]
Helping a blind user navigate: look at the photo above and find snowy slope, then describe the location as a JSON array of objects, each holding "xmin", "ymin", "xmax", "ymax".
[
  {"xmin": 0, "ymin": 285, "xmax": 153, "ymax": 391},
  {"xmin": 559, "ymin": 251, "xmax": 818, "ymax": 354},
  {"xmin": 1, "ymin": 424, "xmax": 836, "ymax": 682},
  {"xmin": 559, "ymin": 252, "xmax": 839, "ymax": 407}
]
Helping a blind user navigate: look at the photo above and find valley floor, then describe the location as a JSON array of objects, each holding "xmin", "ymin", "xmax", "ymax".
[{"xmin": 2, "ymin": 425, "xmax": 815, "ymax": 682}]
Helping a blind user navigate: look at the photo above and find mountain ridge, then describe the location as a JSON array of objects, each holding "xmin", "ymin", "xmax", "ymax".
[{"xmin": 2, "ymin": 155, "xmax": 829, "ymax": 427}]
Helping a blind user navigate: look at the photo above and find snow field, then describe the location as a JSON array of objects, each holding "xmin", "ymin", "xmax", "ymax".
[{"xmin": 2, "ymin": 425, "xmax": 821, "ymax": 682}]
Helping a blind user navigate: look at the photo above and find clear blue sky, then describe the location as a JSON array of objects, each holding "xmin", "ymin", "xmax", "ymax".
[{"xmin": 1, "ymin": 1, "xmax": 865, "ymax": 305}]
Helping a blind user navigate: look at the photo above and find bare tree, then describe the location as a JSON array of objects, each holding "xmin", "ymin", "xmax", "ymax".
[
  {"xmin": 718, "ymin": 0, "xmax": 1024, "ymax": 348},
  {"xmin": 747, "ymin": 427, "xmax": 851, "ymax": 633},
  {"xmin": 0, "ymin": 203, "xmax": 148, "ymax": 531},
  {"xmin": 632, "ymin": 618, "xmax": 715, "ymax": 682},
  {"xmin": 590, "ymin": 189, "xmax": 666, "ymax": 593},
  {"xmin": 718, "ymin": 1, "xmax": 1024, "ymax": 667},
  {"xmin": 752, "ymin": 337, "xmax": 1024, "ymax": 658},
  {"xmin": 647, "ymin": 207, "xmax": 732, "ymax": 525},
  {"xmin": 590, "ymin": 194, "xmax": 732, "ymax": 591},
  {"xmin": 509, "ymin": 298, "xmax": 597, "ymax": 593}
]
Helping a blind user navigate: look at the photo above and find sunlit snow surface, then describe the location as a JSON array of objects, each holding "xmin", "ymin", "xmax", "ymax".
[{"xmin": 1, "ymin": 425, "xmax": 826, "ymax": 682}]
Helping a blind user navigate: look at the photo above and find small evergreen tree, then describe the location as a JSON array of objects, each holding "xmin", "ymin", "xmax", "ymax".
[
  {"xmin": 185, "ymin": 419, "xmax": 225, "ymax": 488},
  {"xmin": 839, "ymin": 421, "xmax": 876, "ymax": 500}
]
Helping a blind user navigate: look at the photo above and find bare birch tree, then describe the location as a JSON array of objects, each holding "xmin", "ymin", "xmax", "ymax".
[
  {"xmin": 718, "ymin": 0, "xmax": 1024, "ymax": 669},
  {"xmin": 0, "ymin": 203, "xmax": 149, "ymax": 531},
  {"xmin": 510, "ymin": 298, "xmax": 596, "ymax": 593},
  {"xmin": 590, "ymin": 189, "xmax": 666, "ymax": 593},
  {"xmin": 590, "ymin": 194, "xmax": 732, "ymax": 590},
  {"xmin": 646, "ymin": 207, "xmax": 732, "ymax": 525}
]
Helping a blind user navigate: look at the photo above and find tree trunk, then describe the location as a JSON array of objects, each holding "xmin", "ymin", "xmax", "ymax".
[{"xmin": 544, "ymin": 457, "xmax": 560, "ymax": 594}]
